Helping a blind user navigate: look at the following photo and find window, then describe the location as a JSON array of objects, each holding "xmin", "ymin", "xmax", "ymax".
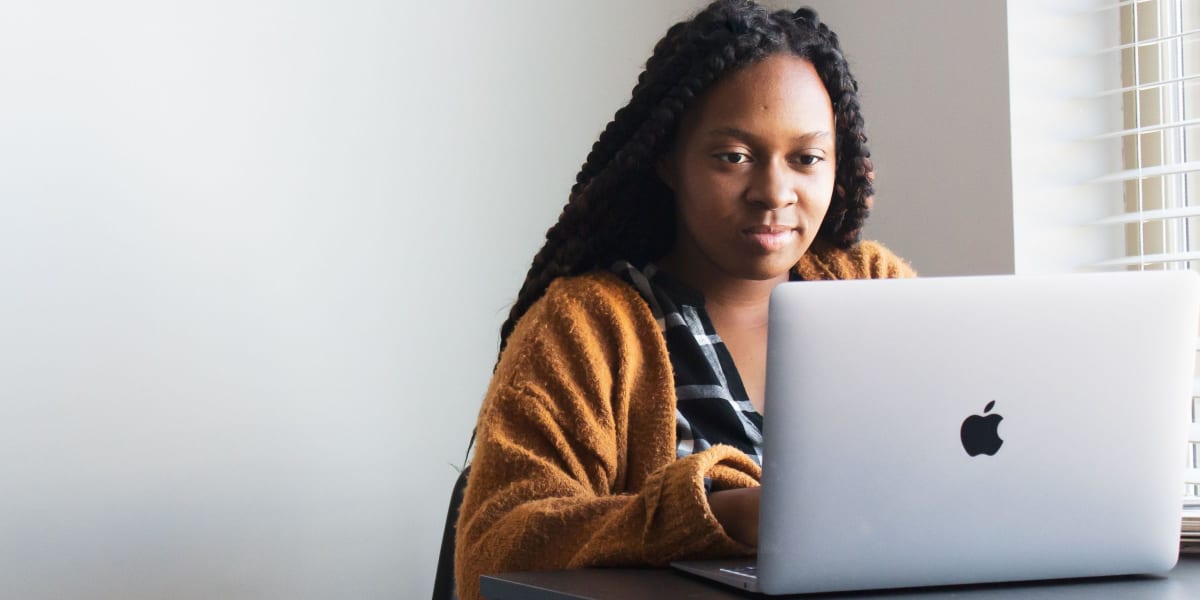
[{"xmin": 1102, "ymin": 0, "xmax": 1200, "ymax": 498}]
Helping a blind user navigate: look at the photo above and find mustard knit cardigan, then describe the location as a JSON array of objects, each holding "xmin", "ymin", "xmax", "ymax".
[{"xmin": 455, "ymin": 240, "xmax": 916, "ymax": 600}]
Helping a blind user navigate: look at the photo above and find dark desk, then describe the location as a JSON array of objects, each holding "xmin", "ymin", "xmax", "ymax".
[{"xmin": 481, "ymin": 556, "xmax": 1200, "ymax": 599}]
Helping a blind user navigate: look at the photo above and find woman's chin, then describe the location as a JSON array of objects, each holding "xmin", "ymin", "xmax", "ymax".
[{"xmin": 729, "ymin": 255, "xmax": 803, "ymax": 282}]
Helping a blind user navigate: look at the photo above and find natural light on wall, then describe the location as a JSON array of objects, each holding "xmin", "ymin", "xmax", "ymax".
[{"xmin": 1095, "ymin": 0, "xmax": 1200, "ymax": 498}]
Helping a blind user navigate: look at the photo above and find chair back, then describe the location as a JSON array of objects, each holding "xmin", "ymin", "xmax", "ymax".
[{"xmin": 431, "ymin": 466, "xmax": 469, "ymax": 600}]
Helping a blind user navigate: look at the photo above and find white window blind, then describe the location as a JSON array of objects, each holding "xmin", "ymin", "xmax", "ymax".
[{"xmin": 1092, "ymin": 0, "xmax": 1200, "ymax": 499}]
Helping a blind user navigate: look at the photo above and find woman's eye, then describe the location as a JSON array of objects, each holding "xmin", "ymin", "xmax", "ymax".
[
  {"xmin": 715, "ymin": 152, "xmax": 751, "ymax": 164},
  {"xmin": 796, "ymin": 155, "xmax": 823, "ymax": 166}
]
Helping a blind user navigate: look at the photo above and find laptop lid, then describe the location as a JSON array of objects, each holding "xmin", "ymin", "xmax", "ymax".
[{"xmin": 756, "ymin": 271, "xmax": 1199, "ymax": 595}]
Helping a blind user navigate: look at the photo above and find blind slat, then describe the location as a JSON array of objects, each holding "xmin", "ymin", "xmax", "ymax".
[
  {"xmin": 1094, "ymin": 205, "xmax": 1200, "ymax": 225},
  {"xmin": 1092, "ymin": 117, "xmax": 1200, "ymax": 140},
  {"xmin": 1098, "ymin": 73, "xmax": 1200, "ymax": 97},
  {"xmin": 1096, "ymin": 0, "xmax": 1154, "ymax": 11},
  {"xmin": 1107, "ymin": 27, "xmax": 1200, "ymax": 52},
  {"xmin": 1092, "ymin": 251, "xmax": 1200, "ymax": 267},
  {"xmin": 1091, "ymin": 160, "xmax": 1200, "ymax": 183}
]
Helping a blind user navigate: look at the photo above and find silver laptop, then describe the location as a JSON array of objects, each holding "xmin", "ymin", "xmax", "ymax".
[{"xmin": 674, "ymin": 271, "xmax": 1200, "ymax": 595}]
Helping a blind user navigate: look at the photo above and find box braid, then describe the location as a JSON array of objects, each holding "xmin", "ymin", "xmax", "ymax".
[{"xmin": 497, "ymin": 0, "xmax": 874, "ymax": 358}]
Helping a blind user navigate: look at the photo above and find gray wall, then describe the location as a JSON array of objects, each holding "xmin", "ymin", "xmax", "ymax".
[
  {"xmin": 791, "ymin": 0, "xmax": 1015, "ymax": 276},
  {"xmin": 0, "ymin": 1, "xmax": 1017, "ymax": 598}
]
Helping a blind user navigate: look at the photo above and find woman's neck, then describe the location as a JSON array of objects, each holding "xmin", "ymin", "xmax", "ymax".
[{"xmin": 656, "ymin": 255, "xmax": 787, "ymax": 317}]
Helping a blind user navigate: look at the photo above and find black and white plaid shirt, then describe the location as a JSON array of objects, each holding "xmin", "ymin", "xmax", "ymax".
[{"xmin": 613, "ymin": 260, "xmax": 775, "ymax": 466}]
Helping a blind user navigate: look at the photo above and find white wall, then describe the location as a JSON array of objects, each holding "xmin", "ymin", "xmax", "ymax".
[
  {"xmin": 0, "ymin": 1, "xmax": 1038, "ymax": 598},
  {"xmin": 0, "ymin": 1, "xmax": 703, "ymax": 598},
  {"xmin": 1007, "ymin": 0, "xmax": 1126, "ymax": 274}
]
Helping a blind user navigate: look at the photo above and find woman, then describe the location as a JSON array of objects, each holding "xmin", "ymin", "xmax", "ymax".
[{"xmin": 454, "ymin": 2, "xmax": 915, "ymax": 598}]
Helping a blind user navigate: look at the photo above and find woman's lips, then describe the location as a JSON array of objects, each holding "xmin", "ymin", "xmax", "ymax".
[{"xmin": 743, "ymin": 225, "xmax": 798, "ymax": 252}]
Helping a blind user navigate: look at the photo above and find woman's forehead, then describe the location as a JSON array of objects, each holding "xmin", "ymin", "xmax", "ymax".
[{"xmin": 684, "ymin": 54, "xmax": 835, "ymax": 140}]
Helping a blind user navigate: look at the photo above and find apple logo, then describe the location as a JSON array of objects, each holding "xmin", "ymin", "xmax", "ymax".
[{"xmin": 960, "ymin": 400, "xmax": 1004, "ymax": 456}]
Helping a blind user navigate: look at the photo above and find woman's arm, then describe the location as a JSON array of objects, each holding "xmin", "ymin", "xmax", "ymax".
[{"xmin": 453, "ymin": 274, "xmax": 759, "ymax": 600}]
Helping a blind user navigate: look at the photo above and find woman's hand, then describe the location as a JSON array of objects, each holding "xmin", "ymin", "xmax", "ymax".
[{"xmin": 707, "ymin": 486, "xmax": 760, "ymax": 547}]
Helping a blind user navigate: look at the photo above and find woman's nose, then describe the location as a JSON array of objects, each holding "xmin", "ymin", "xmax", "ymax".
[{"xmin": 747, "ymin": 159, "xmax": 799, "ymax": 211}]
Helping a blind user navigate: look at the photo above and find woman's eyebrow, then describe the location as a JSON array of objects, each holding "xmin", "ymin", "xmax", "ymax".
[{"xmin": 706, "ymin": 126, "xmax": 833, "ymax": 144}]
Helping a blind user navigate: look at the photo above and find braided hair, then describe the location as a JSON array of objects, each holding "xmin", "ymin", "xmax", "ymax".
[{"xmin": 498, "ymin": 0, "xmax": 873, "ymax": 357}]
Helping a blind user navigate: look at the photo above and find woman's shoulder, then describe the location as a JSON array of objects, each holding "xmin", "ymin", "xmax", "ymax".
[
  {"xmin": 795, "ymin": 239, "xmax": 917, "ymax": 281},
  {"xmin": 536, "ymin": 270, "xmax": 648, "ymax": 317},
  {"xmin": 500, "ymin": 270, "xmax": 659, "ymax": 365}
]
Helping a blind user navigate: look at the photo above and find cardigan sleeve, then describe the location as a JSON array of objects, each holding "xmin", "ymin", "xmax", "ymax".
[{"xmin": 454, "ymin": 274, "xmax": 758, "ymax": 600}]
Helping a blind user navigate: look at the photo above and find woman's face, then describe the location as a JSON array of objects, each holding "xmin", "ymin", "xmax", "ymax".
[{"xmin": 659, "ymin": 54, "xmax": 836, "ymax": 285}]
